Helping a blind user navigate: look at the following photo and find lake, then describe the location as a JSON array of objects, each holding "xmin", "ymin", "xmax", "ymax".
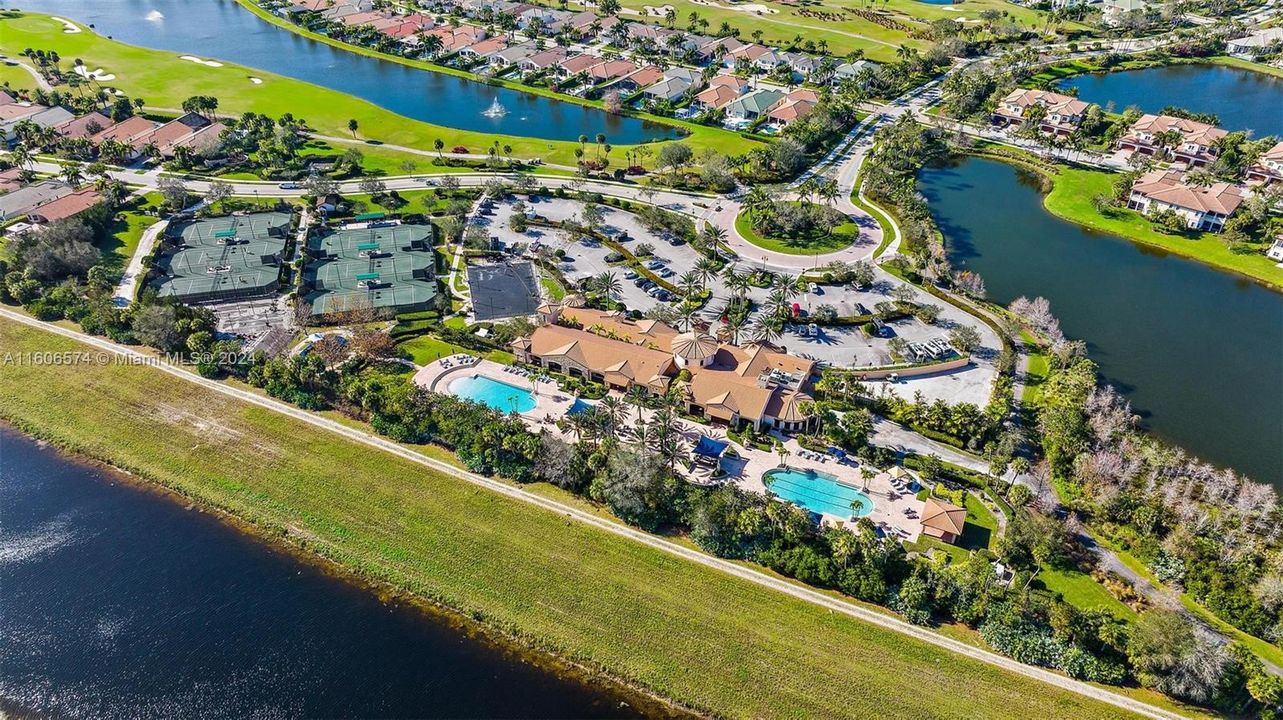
[
  {"xmin": 0, "ymin": 0, "xmax": 679, "ymax": 144},
  {"xmin": 919, "ymin": 156, "xmax": 1283, "ymax": 488},
  {"xmin": 1058, "ymin": 63, "xmax": 1283, "ymax": 138},
  {"xmin": 0, "ymin": 428, "xmax": 655, "ymax": 718}
]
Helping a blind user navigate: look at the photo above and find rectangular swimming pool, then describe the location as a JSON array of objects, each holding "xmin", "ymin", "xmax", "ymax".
[{"xmin": 763, "ymin": 467, "xmax": 874, "ymax": 519}]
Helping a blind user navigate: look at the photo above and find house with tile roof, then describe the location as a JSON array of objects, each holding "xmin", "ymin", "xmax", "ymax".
[
  {"xmin": 692, "ymin": 74, "xmax": 748, "ymax": 112},
  {"xmin": 991, "ymin": 88, "xmax": 1092, "ymax": 136},
  {"xmin": 1127, "ymin": 169, "xmax": 1246, "ymax": 232},
  {"xmin": 1247, "ymin": 142, "xmax": 1283, "ymax": 185},
  {"xmin": 1119, "ymin": 114, "xmax": 1227, "ymax": 167},
  {"xmin": 724, "ymin": 88, "xmax": 785, "ymax": 124}
]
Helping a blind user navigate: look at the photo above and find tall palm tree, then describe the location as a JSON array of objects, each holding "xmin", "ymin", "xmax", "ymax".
[
  {"xmin": 694, "ymin": 256, "xmax": 720, "ymax": 289},
  {"xmin": 599, "ymin": 396, "xmax": 626, "ymax": 438},
  {"xmin": 751, "ymin": 314, "xmax": 785, "ymax": 345},
  {"xmin": 677, "ymin": 269, "xmax": 702, "ymax": 298},
  {"xmin": 593, "ymin": 271, "xmax": 621, "ymax": 298}
]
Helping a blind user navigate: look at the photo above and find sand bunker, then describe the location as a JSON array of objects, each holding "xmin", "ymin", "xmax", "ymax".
[
  {"xmin": 74, "ymin": 64, "xmax": 116, "ymax": 82},
  {"xmin": 179, "ymin": 55, "xmax": 224, "ymax": 68},
  {"xmin": 248, "ymin": 76, "xmax": 263, "ymax": 84},
  {"xmin": 691, "ymin": 0, "xmax": 779, "ymax": 14},
  {"xmin": 50, "ymin": 16, "xmax": 82, "ymax": 33},
  {"xmin": 642, "ymin": 4, "xmax": 675, "ymax": 16}
]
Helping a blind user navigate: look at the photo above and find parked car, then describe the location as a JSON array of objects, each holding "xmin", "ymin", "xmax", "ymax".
[
  {"xmin": 659, "ymin": 268, "xmax": 675, "ymax": 278},
  {"xmin": 633, "ymin": 277, "xmax": 648, "ymax": 288},
  {"xmin": 623, "ymin": 270, "xmax": 638, "ymax": 280},
  {"xmin": 646, "ymin": 259, "xmax": 664, "ymax": 270}
]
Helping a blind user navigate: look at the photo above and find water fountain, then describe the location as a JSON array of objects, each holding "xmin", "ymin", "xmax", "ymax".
[{"xmin": 481, "ymin": 96, "xmax": 508, "ymax": 118}]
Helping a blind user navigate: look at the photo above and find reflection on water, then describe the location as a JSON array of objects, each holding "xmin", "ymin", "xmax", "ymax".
[
  {"xmin": 1058, "ymin": 63, "xmax": 1283, "ymax": 137},
  {"xmin": 920, "ymin": 156, "xmax": 1283, "ymax": 488},
  {"xmin": 0, "ymin": 429, "xmax": 649, "ymax": 718},
  {"xmin": 1, "ymin": 0, "xmax": 678, "ymax": 143}
]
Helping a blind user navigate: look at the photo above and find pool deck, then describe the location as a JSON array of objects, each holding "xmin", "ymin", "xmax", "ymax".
[
  {"xmin": 728, "ymin": 436, "xmax": 927, "ymax": 542},
  {"xmin": 414, "ymin": 356, "xmax": 928, "ymax": 541},
  {"xmin": 412, "ymin": 355, "xmax": 576, "ymax": 421}
]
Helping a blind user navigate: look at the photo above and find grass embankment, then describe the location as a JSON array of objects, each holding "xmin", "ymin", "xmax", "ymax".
[
  {"xmin": 959, "ymin": 143, "xmax": 1283, "ymax": 291},
  {"xmin": 0, "ymin": 12, "xmax": 760, "ymax": 173},
  {"xmin": 734, "ymin": 206, "xmax": 858, "ymax": 255},
  {"xmin": 1029, "ymin": 55, "xmax": 1283, "ymax": 86},
  {"xmin": 99, "ymin": 192, "xmax": 163, "ymax": 272},
  {"xmin": 0, "ymin": 316, "xmax": 1151, "ymax": 720},
  {"xmin": 1042, "ymin": 168, "xmax": 1283, "ymax": 291}
]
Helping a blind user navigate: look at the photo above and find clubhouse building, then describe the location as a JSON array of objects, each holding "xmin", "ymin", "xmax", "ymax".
[{"xmin": 511, "ymin": 304, "xmax": 817, "ymax": 432}]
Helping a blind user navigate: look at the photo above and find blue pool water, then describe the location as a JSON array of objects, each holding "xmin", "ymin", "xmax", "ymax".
[
  {"xmin": 763, "ymin": 468, "xmax": 874, "ymax": 519},
  {"xmin": 448, "ymin": 375, "xmax": 537, "ymax": 414}
]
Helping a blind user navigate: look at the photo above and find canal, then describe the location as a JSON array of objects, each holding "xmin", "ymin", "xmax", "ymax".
[
  {"xmin": 1058, "ymin": 63, "xmax": 1283, "ymax": 138},
  {"xmin": 0, "ymin": 428, "xmax": 652, "ymax": 718},
  {"xmin": 919, "ymin": 156, "xmax": 1283, "ymax": 488},
  {"xmin": 0, "ymin": 0, "xmax": 678, "ymax": 144}
]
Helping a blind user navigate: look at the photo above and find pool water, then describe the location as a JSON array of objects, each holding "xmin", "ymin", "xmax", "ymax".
[
  {"xmin": 448, "ymin": 375, "xmax": 537, "ymax": 414},
  {"xmin": 764, "ymin": 468, "xmax": 875, "ymax": 519}
]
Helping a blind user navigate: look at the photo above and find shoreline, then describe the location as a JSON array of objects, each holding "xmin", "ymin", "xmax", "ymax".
[
  {"xmin": 229, "ymin": 0, "xmax": 727, "ymax": 145},
  {"xmin": 0, "ymin": 421, "xmax": 696, "ymax": 720},
  {"xmin": 954, "ymin": 148, "xmax": 1283, "ymax": 293}
]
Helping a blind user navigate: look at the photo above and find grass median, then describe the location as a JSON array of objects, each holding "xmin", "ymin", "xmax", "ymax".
[{"xmin": 0, "ymin": 315, "xmax": 1156, "ymax": 720}]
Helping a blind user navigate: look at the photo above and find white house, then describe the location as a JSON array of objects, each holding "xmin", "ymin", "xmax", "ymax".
[
  {"xmin": 1127, "ymin": 169, "xmax": 1245, "ymax": 232},
  {"xmin": 1227, "ymin": 28, "xmax": 1283, "ymax": 57}
]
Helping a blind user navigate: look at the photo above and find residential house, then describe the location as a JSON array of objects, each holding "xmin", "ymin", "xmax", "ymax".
[
  {"xmin": 643, "ymin": 67, "xmax": 704, "ymax": 102},
  {"xmin": 782, "ymin": 51, "xmax": 820, "ymax": 80},
  {"xmin": 0, "ymin": 180, "xmax": 72, "ymax": 221},
  {"xmin": 991, "ymin": 88, "xmax": 1092, "ymax": 136},
  {"xmin": 491, "ymin": 41, "xmax": 539, "ymax": 69},
  {"xmin": 1, "ymin": 104, "xmax": 74, "ymax": 142},
  {"xmin": 920, "ymin": 498, "xmax": 967, "ymax": 544},
  {"xmin": 588, "ymin": 59, "xmax": 641, "ymax": 84},
  {"xmin": 90, "ymin": 115, "xmax": 157, "ymax": 154},
  {"xmin": 695, "ymin": 36, "xmax": 745, "ymax": 64},
  {"xmin": 1119, "ymin": 114, "xmax": 1227, "ymax": 167},
  {"xmin": 692, "ymin": 74, "xmax": 748, "ymax": 112},
  {"xmin": 518, "ymin": 47, "xmax": 568, "ymax": 75},
  {"xmin": 556, "ymin": 53, "xmax": 602, "ymax": 79},
  {"xmin": 0, "ymin": 167, "xmax": 21, "ymax": 194},
  {"xmin": 27, "ymin": 188, "xmax": 104, "ymax": 224},
  {"xmin": 766, "ymin": 91, "xmax": 817, "ymax": 129},
  {"xmin": 1101, "ymin": 0, "xmax": 1147, "ymax": 26},
  {"xmin": 1227, "ymin": 27, "xmax": 1283, "ymax": 57},
  {"xmin": 1127, "ymin": 169, "xmax": 1245, "ymax": 232},
  {"xmin": 724, "ymin": 88, "xmax": 784, "ymax": 124},
  {"xmin": 831, "ymin": 59, "xmax": 880, "ymax": 86},
  {"xmin": 725, "ymin": 43, "xmax": 771, "ymax": 69},
  {"xmin": 55, "ymin": 111, "xmax": 115, "ymax": 140},
  {"xmin": 1266, "ymin": 236, "xmax": 1283, "ymax": 262},
  {"xmin": 458, "ymin": 36, "xmax": 509, "ymax": 63},
  {"xmin": 1247, "ymin": 142, "xmax": 1283, "ymax": 184},
  {"xmin": 611, "ymin": 64, "xmax": 662, "ymax": 92}
]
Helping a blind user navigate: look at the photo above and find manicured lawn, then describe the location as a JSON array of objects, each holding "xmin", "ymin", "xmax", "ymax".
[
  {"xmin": 398, "ymin": 334, "xmax": 470, "ymax": 365},
  {"xmin": 1020, "ymin": 330, "xmax": 1051, "ymax": 408},
  {"xmin": 98, "ymin": 192, "xmax": 163, "ymax": 272},
  {"xmin": 1038, "ymin": 567, "xmax": 1138, "ymax": 621},
  {"xmin": 734, "ymin": 206, "xmax": 859, "ymax": 255},
  {"xmin": 0, "ymin": 59, "xmax": 36, "ymax": 90},
  {"xmin": 0, "ymin": 12, "xmax": 760, "ymax": 173},
  {"xmin": 0, "ymin": 316, "xmax": 1151, "ymax": 720},
  {"xmin": 1043, "ymin": 167, "xmax": 1283, "ymax": 290}
]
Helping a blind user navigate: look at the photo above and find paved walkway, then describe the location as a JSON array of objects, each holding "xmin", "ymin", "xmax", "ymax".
[
  {"xmin": 0, "ymin": 306, "xmax": 1186, "ymax": 720},
  {"xmin": 112, "ymin": 218, "xmax": 166, "ymax": 307}
]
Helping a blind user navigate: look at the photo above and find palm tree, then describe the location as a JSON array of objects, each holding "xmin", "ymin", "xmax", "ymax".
[
  {"xmin": 59, "ymin": 161, "xmax": 83, "ymax": 188},
  {"xmin": 599, "ymin": 395, "xmax": 626, "ymax": 439},
  {"xmin": 434, "ymin": 138, "xmax": 445, "ymax": 160},
  {"xmin": 744, "ymin": 185, "xmax": 772, "ymax": 216},
  {"xmin": 595, "ymin": 133, "xmax": 606, "ymax": 159},
  {"xmin": 593, "ymin": 271, "xmax": 621, "ymax": 297},
  {"xmin": 694, "ymin": 256, "xmax": 720, "ymax": 289},
  {"xmin": 751, "ymin": 314, "xmax": 784, "ymax": 345},
  {"xmin": 816, "ymin": 178, "xmax": 840, "ymax": 207},
  {"xmin": 678, "ymin": 269, "xmax": 702, "ymax": 298},
  {"xmin": 347, "ymin": 118, "xmax": 359, "ymax": 138}
]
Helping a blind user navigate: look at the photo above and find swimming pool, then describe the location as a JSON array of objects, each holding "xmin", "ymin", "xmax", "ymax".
[
  {"xmin": 763, "ymin": 468, "xmax": 875, "ymax": 519},
  {"xmin": 447, "ymin": 375, "xmax": 537, "ymax": 414}
]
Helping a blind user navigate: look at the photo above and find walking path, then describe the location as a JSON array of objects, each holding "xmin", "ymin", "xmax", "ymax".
[
  {"xmin": 112, "ymin": 218, "xmax": 166, "ymax": 307},
  {"xmin": 0, "ymin": 305, "xmax": 1182, "ymax": 720}
]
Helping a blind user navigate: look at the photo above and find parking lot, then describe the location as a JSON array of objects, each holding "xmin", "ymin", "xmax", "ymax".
[{"xmin": 471, "ymin": 195, "xmax": 998, "ymax": 406}]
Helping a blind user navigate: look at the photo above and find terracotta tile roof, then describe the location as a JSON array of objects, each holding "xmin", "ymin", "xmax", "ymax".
[
  {"xmin": 528, "ymin": 323, "xmax": 675, "ymax": 388},
  {"xmin": 921, "ymin": 498, "xmax": 966, "ymax": 536},
  {"xmin": 56, "ymin": 112, "xmax": 114, "ymax": 140},
  {"xmin": 90, "ymin": 115, "xmax": 156, "ymax": 145},
  {"xmin": 558, "ymin": 53, "xmax": 601, "ymax": 75},
  {"xmin": 998, "ymin": 88, "xmax": 1089, "ymax": 117},
  {"xmin": 589, "ymin": 59, "xmax": 639, "ymax": 81},
  {"xmin": 694, "ymin": 83, "xmax": 739, "ymax": 109},
  {"xmin": 1132, "ymin": 169, "xmax": 1245, "ymax": 216},
  {"xmin": 28, "ymin": 188, "xmax": 103, "ymax": 223},
  {"xmin": 1128, "ymin": 114, "xmax": 1227, "ymax": 146}
]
